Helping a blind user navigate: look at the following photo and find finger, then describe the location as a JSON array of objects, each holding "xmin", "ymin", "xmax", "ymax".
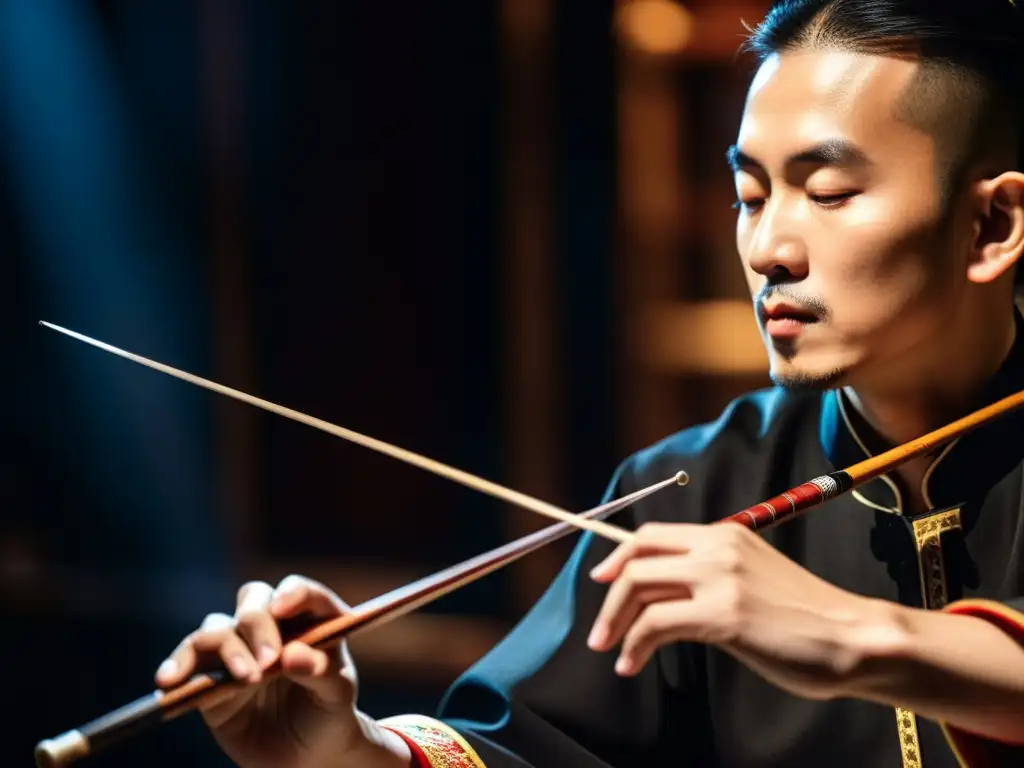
[
  {"xmin": 589, "ymin": 523, "xmax": 696, "ymax": 582},
  {"xmin": 589, "ymin": 585, "xmax": 682, "ymax": 653},
  {"xmin": 279, "ymin": 641, "xmax": 355, "ymax": 709},
  {"xmin": 271, "ymin": 574, "xmax": 348, "ymax": 621},
  {"xmin": 615, "ymin": 600, "xmax": 692, "ymax": 676},
  {"xmin": 233, "ymin": 581, "xmax": 281, "ymax": 669},
  {"xmin": 588, "ymin": 556, "xmax": 691, "ymax": 651},
  {"xmin": 589, "ymin": 540, "xmax": 651, "ymax": 583},
  {"xmin": 155, "ymin": 612, "xmax": 234, "ymax": 687},
  {"xmin": 190, "ymin": 613, "xmax": 262, "ymax": 684}
]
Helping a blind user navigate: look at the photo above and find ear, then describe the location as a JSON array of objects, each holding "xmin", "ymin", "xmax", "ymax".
[{"xmin": 967, "ymin": 171, "xmax": 1024, "ymax": 284}]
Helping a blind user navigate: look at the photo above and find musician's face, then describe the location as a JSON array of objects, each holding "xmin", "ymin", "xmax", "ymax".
[{"xmin": 732, "ymin": 49, "xmax": 981, "ymax": 391}]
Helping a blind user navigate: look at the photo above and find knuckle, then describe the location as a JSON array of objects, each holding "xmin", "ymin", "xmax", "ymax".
[
  {"xmin": 234, "ymin": 608, "xmax": 269, "ymax": 633},
  {"xmin": 718, "ymin": 545, "xmax": 745, "ymax": 574},
  {"xmin": 200, "ymin": 611, "xmax": 234, "ymax": 631},
  {"xmin": 722, "ymin": 522, "xmax": 751, "ymax": 546},
  {"xmin": 629, "ymin": 608, "xmax": 668, "ymax": 650},
  {"xmin": 715, "ymin": 582, "xmax": 747, "ymax": 637},
  {"xmin": 191, "ymin": 629, "xmax": 227, "ymax": 649},
  {"xmin": 618, "ymin": 562, "xmax": 644, "ymax": 599},
  {"xmin": 237, "ymin": 580, "xmax": 272, "ymax": 606},
  {"xmin": 192, "ymin": 613, "xmax": 235, "ymax": 648},
  {"xmin": 645, "ymin": 604, "xmax": 675, "ymax": 635},
  {"xmin": 276, "ymin": 573, "xmax": 312, "ymax": 594},
  {"xmin": 621, "ymin": 558, "xmax": 640, "ymax": 581}
]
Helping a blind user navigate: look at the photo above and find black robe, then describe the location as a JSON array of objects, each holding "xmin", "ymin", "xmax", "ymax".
[{"xmin": 426, "ymin": 314, "xmax": 1024, "ymax": 767}]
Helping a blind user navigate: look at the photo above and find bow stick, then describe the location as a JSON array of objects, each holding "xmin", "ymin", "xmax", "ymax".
[
  {"xmin": 34, "ymin": 473, "xmax": 682, "ymax": 767},
  {"xmin": 39, "ymin": 321, "xmax": 656, "ymax": 544}
]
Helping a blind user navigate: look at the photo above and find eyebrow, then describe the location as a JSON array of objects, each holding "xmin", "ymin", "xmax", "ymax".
[{"xmin": 726, "ymin": 138, "xmax": 872, "ymax": 174}]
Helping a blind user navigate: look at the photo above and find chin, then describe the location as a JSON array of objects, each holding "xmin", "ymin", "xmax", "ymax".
[
  {"xmin": 768, "ymin": 355, "xmax": 850, "ymax": 392},
  {"xmin": 762, "ymin": 328, "xmax": 863, "ymax": 392},
  {"xmin": 770, "ymin": 368, "xmax": 849, "ymax": 392}
]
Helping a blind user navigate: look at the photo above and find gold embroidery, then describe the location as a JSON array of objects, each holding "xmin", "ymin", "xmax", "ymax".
[
  {"xmin": 380, "ymin": 714, "xmax": 488, "ymax": 768},
  {"xmin": 894, "ymin": 707, "xmax": 923, "ymax": 768},
  {"xmin": 894, "ymin": 506, "xmax": 965, "ymax": 768},
  {"xmin": 910, "ymin": 508, "xmax": 961, "ymax": 612}
]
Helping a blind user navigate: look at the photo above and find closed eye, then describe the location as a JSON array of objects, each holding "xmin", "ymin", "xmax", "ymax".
[
  {"xmin": 732, "ymin": 198, "xmax": 764, "ymax": 212},
  {"xmin": 809, "ymin": 191, "xmax": 857, "ymax": 208},
  {"xmin": 733, "ymin": 192, "xmax": 857, "ymax": 213}
]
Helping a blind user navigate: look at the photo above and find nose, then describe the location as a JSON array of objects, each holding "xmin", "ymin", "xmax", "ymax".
[{"xmin": 744, "ymin": 203, "xmax": 809, "ymax": 282}]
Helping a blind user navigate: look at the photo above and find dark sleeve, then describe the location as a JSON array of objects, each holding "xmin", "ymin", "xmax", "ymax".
[
  {"xmin": 420, "ymin": 460, "xmax": 710, "ymax": 768},
  {"xmin": 939, "ymin": 597, "xmax": 1024, "ymax": 767}
]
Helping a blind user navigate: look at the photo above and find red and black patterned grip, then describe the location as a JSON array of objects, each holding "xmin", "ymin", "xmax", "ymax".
[{"xmin": 720, "ymin": 471, "xmax": 852, "ymax": 531}]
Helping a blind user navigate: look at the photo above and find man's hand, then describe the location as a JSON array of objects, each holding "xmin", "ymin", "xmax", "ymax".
[
  {"xmin": 586, "ymin": 522, "xmax": 899, "ymax": 700},
  {"xmin": 156, "ymin": 574, "xmax": 411, "ymax": 768}
]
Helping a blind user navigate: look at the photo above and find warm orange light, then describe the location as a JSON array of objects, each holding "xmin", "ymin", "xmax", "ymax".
[
  {"xmin": 638, "ymin": 300, "xmax": 769, "ymax": 374},
  {"xmin": 616, "ymin": 0, "xmax": 694, "ymax": 54}
]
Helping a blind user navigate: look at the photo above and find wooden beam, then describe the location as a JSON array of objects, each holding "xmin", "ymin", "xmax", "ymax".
[
  {"xmin": 198, "ymin": 0, "xmax": 260, "ymax": 567},
  {"xmin": 615, "ymin": 12, "xmax": 687, "ymax": 451},
  {"xmin": 500, "ymin": 0, "xmax": 563, "ymax": 612}
]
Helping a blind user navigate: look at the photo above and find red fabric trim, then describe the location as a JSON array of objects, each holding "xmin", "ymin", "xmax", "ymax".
[
  {"xmin": 939, "ymin": 600, "xmax": 1024, "ymax": 765},
  {"xmin": 945, "ymin": 601, "xmax": 1024, "ymax": 645},
  {"xmin": 382, "ymin": 726, "xmax": 433, "ymax": 768}
]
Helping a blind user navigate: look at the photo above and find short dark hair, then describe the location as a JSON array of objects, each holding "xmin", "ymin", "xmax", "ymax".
[{"xmin": 743, "ymin": 1, "xmax": 1023, "ymax": 186}]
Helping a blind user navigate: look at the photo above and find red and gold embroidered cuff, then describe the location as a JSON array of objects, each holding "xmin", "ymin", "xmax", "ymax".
[
  {"xmin": 938, "ymin": 599, "xmax": 1024, "ymax": 768},
  {"xmin": 380, "ymin": 714, "xmax": 487, "ymax": 768}
]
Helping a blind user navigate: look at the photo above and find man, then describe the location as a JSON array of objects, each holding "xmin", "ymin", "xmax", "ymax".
[{"xmin": 156, "ymin": 1, "xmax": 1024, "ymax": 765}]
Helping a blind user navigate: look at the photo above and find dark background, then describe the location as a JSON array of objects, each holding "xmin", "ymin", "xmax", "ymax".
[{"xmin": 2, "ymin": 2, "xmax": 773, "ymax": 766}]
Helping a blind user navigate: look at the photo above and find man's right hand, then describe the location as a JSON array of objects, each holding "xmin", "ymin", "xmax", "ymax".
[{"xmin": 154, "ymin": 575, "xmax": 412, "ymax": 768}]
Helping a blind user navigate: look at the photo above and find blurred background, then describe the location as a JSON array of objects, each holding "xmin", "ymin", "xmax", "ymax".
[{"xmin": 1, "ymin": 0, "xmax": 776, "ymax": 765}]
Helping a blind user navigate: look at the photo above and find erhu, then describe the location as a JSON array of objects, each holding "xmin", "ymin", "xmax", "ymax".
[{"xmin": 32, "ymin": 322, "xmax": 1024, "ymax": 766}]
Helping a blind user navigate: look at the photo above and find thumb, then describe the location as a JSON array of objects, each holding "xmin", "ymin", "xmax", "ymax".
[{"xmin": 279, "ymin": 640, "xmax": 357, "ymax": 711}]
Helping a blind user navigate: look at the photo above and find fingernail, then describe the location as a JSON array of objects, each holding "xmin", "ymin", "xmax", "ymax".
[
  {"xmin": 156, "ymin": 659, "xmax": 177, "ymax": 680},
  {"xmin": 590, "ymin": 560, "xmax": 611, "ymax": 581},
  {"xmin": 258, "ymin": 645, "xmax": 277, "ymax": 666},
  {"xmin": 229, "ymin": 655, "xmax": 251, "ymax": 678},
  {"xmin": 587, "ymin": 623, "xmax": 606, "ymax": 649},
  {"xmin": 615, "ymin": 655, "xmax": 633, "ymax": 675}
]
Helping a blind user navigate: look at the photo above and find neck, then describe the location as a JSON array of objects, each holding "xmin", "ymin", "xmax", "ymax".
[{"xmin": 843, "ymin": 310, "xmax": 1017, "ymax": 449}]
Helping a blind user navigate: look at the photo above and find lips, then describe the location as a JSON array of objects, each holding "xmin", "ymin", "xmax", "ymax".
[
  {"xmin": 760, "ymin": 302, "xmax": 818, "ymax": 324},
  {"xmin": 759, "ymin": 301, "xmax": 819, "ymax": 341}
]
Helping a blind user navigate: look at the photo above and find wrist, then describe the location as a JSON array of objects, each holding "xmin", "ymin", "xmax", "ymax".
[
  {"xmin": 334, "ymin": 711, "xmax": 413, "ymax": 768},
  {"xmin": 829, "ymin": 597, "xmax": 917, "ymax": 699}
]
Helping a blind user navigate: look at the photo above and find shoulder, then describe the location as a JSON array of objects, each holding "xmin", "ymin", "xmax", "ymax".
[{"xmin": 612, "ymin": 386, "xmax": 826, "ymax": 522}]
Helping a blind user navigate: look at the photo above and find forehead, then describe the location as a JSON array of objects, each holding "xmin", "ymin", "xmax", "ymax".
[{"xmin": 737, "ymin": 50, "xmax": 932, "ymax": 161}]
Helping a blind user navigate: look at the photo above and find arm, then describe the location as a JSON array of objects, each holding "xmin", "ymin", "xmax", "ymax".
[
  {"xmin": 844, "ymin": 597, "xmax": 1024, "ymax": 766},
  {"xmin": 581, "ymin": 515, "xmax": 1024, "ymax": 768}
]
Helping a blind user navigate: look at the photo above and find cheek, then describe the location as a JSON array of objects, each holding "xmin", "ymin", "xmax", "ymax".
[{"xmin": 819, "ymin": 199, "xmax": 954, "ymax": 329}]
